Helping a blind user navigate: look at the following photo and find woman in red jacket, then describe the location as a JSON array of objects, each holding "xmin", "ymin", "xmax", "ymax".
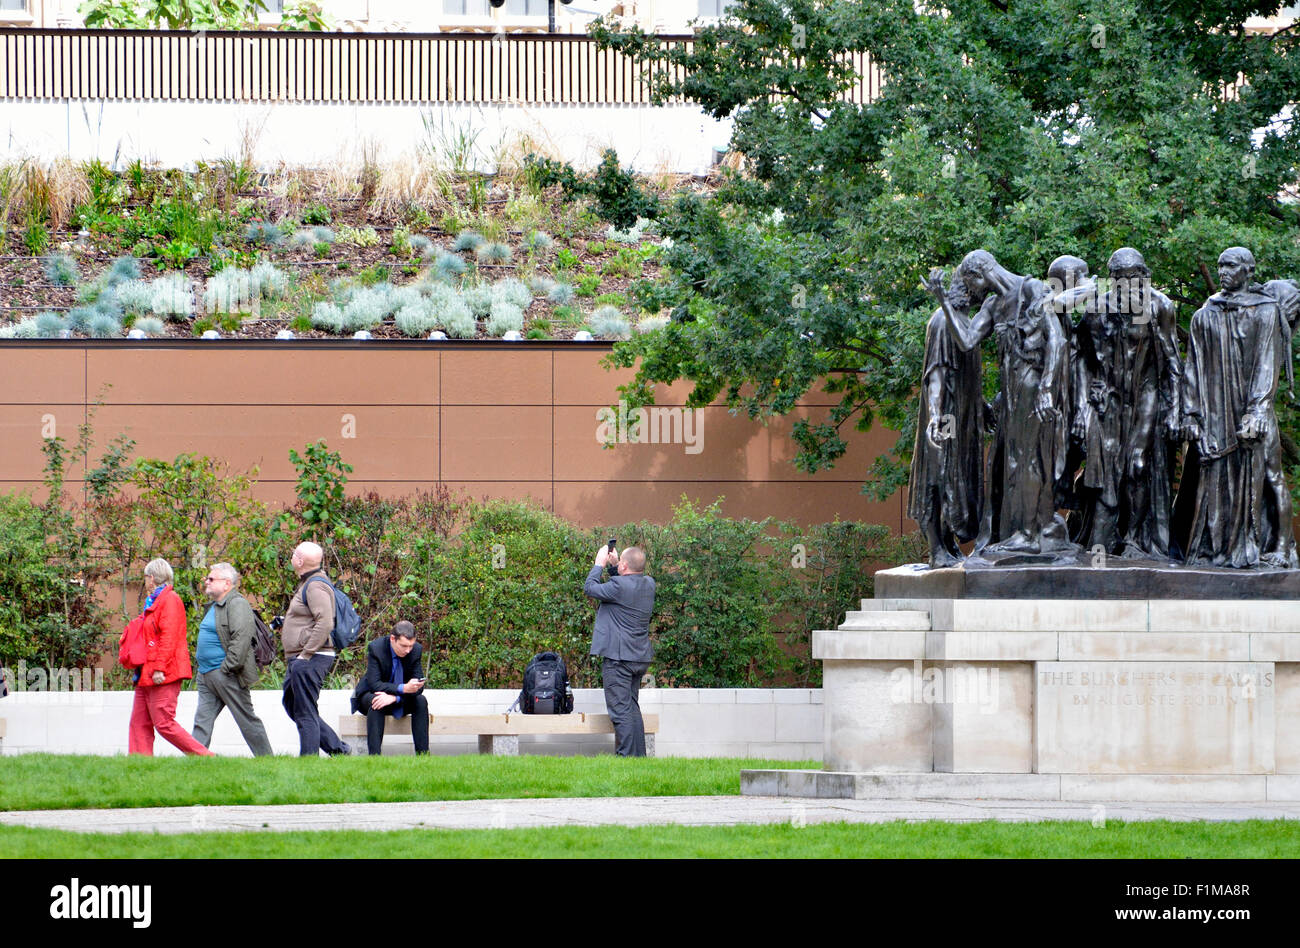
[{"xmin": 127, "ymin": 559, "xmax": 214, "ymax": 756}]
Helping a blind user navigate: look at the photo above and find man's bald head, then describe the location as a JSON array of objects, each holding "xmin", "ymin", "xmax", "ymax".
[
  {"xmin": 620, "ymin": 546, "xmax": 647, "ymax": 574},
  {"xmin": 292, "ymin": 541, "xmax": 324, "ymax": 575}
]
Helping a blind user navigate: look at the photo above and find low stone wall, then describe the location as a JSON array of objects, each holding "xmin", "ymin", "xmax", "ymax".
[{"xmin": 0, "ymin": 687, "xmax": 823, "ymax": 759}]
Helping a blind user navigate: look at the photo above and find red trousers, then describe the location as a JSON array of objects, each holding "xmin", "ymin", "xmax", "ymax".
[{"xmin": 128, "ymin": 680, "xmax": 214, "ymax": 756}]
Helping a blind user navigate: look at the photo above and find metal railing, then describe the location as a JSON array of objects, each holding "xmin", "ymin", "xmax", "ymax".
[{"xmin": 0, "ymin": 27, "xmax": 882, "ymax": 105}]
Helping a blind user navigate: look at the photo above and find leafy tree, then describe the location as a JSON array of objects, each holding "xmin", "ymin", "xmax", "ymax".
[
  {"xmin": 79, "ymin": 0, "xmax": 278, "ymax": 30},
  {"xmin": 592, "ymin": 1, "xmax": 1300, "ymax": 498}
]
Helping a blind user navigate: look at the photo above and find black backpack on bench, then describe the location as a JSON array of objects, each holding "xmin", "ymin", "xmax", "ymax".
[{"xmin": 516, "ymin": 651, "xmax": 574, "ymax": 714}]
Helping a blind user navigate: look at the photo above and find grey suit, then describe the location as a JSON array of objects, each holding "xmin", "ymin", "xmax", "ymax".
[{"xmin": 585, "ymin": 562, "xmax": 655, "ymax": 756}]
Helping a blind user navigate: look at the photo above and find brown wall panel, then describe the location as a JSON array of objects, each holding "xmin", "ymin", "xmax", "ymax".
[
  {"xmin": 91, "ymin": 404, "xmax": 439, "ymax": 482},
  {"xmin": 441, "ymin": 480, "xmax": 553, "ymax": 510},
  {"xmin": 440, "ymin": 405, "xmax": 552, "ymax": 481},
  {"xmin": 552, "ymin": 405, "xmax": 896, "ymax": 483},
  {"xmin": 87, "ymin": 347, "xmax": 439, "ymax": 405},
  {"xmin": 441, "ymin": 349, "xmax": 551, "ymax": 405},
  {"xmin": 0, "ymin": 405, "xmax": 83, "ymax": 481},
  {"xmin": 553, "ymin": 481, "xmax": 902, "ymax": 531},
  {"xmin": 0, "ymin": 349, "xmax": 85, "ymax": 404},
  {"xmin": 0, "ymin": 344, "xmax": 906, "ymax": 530},
  {"xmin": 551, "ymin": 349, "xmax": 730, "ymax": 407}
]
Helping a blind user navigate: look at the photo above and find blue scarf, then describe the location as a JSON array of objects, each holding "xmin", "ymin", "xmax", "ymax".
[{"xmin": 144, "ymin": 582, "xmax": 170, "ymax": 614}]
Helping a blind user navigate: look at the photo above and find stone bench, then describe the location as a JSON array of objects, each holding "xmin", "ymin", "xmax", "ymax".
[{"xmin": 339, "ymin": 712, "xmax": 658, "ymax": 756}]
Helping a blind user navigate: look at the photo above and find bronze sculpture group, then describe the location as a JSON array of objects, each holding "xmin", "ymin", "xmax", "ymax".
[{"xmin": 911, "ymin": 246, "xmax": 1300, "ymax": 571}]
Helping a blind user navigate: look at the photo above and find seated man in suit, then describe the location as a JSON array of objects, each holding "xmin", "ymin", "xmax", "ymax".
[{"xmin": 350, "ymin": 621, "xmax": 428, "ymax": 755}]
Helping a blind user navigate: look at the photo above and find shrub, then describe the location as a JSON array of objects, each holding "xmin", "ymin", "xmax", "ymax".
[
  {"xmin": 523, "ymin": 148, "xmax": 659, "ymax": 228},
  {"xmin": 42, "ymin": 253, "xmax": 79, "ymax": 286},
  {"xmin": 476, "ymin": 241, "xmax": 512, "ymax": 265},
  {"xmin": 555, "ymin": 247, "xmax": 580, "ymax": 271},
  {"xmin": 588, "ymin": 305, "xmax": 630, "ymax": 340},
  {"xmin": 422, "ymin": 283, "xmax": 473, "ymax": 335},
  {"xmin": 605, "ymin": 216, "xmax": 655, "ymax": 244},
  {"xmin": 575, "ymin": 274, "xmax": 601, "ymax": 297},
  {"xmin": 493, "ymin": 278, "xmax": 533, "ymax": 309},
  {"xmin": 409, "ymin": 234, "xmax": 434, "ymax": 258},
  {"xmin": 452, "ymin": 230, "xmax": 484, "ymax": 252},
  {"xmin": 528, "ymin": 275, "xmax": 556, "ymax": 296},
  {"xmin": 244, "ymin": 220, "xmax": 282, "ymax": 246},
  {"xmin": 636, "ymin": 313, "xmax": 670, "ymax": 333},
  {"xmin": 88, "ymin": 314, "xmax": 122, "ymax": 338},
  {"xmin": 461, "ymin": 283, "xmax": 494, "ymax": 317},
  {"xmin": 443, "ymin": 304, "xmax": 478, "ymax": 338},
  {"xmin": 432, "ymin": 251, "xmax": 468, "ymax": 283},
  {"xmin": 302, "ymin": 203, "xmax": 331, "ymax": 225},
  {"xmin": 547, "ymin": 282, "xmax": 575, "ymax": 304},
  {"xmin": 394, "ymin": 299, "xmax": 438, "ymax": 337},
  {"xmin": 389, "ymin": 226, "xmax": 412, "ymax": 257},
  {"xmin": 34, "ymin": 311, "xmax": 67, "ymax": 338},
  {"xmin": 485, "ymin": 299, "xmax": 524, "ymax": 336},
  {"xmin": 65, "ymin": 307, "xmax": 94, "ymax": 334},
  {"xmin": 250, "ymin": 261, "xmax": 289, "ymax": 299},
  {"xmin": 602, "ymin": 247, "xmax": 644, "ymax": 278},
  {"xmin": 311, "ymin": 301, "xmax": 346, "ymax": 333},
  {"xmin": 203, "ymin": 268, "xmax": 257, "ymax": 314},
  {"xmin": 289, "ymin": 228, "xmax": 317, "ymax": 248},
  {"xmin": 132, "ymin": 316, "xmax": 166, "ymax": 337},
  {"xmin": 150, "ymin": 273, "xmax": 194, "ymax": 319},
  {"xmin": 311, "ymin": 225, "xmax": 335, "ymax": 244},
  {"xmin": 107, "ymin": 255, "xmax": 141, "ymax": 285},
  {"xmin": 112, "ymin": 279, "xmax": 155, "ymax": 315},
  {"xmin": 524, "ymin": 230, "xmax": 554, "ymax": 252},
  {"xmin": 337, "ymin": 225, "xmax": 380, "ymax": 247}
]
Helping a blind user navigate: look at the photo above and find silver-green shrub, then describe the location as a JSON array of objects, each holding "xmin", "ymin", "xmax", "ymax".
[{"xmin": 588, "ymin": 305, "xmax": 631, "ymax": 340}]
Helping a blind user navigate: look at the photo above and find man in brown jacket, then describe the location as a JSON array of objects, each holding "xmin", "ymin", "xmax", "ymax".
[{"xmin": 279, "ymin": 541, "xmax": 352, "ymax": 756}]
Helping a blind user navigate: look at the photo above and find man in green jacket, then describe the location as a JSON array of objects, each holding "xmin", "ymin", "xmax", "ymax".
[{"xmin": 192, "ymin": 562, "xmax": 273, "ymax": 756}]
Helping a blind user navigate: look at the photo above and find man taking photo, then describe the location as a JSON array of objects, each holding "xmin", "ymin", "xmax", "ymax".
[{"xmin": 584, "ymin": 544, "xmax": 655, "ymax": 757}]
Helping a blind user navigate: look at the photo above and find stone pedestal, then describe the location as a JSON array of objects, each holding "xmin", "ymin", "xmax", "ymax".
[{"xmin": 742, "ymin": 593, "xmax": 1300, "ymax": 801}]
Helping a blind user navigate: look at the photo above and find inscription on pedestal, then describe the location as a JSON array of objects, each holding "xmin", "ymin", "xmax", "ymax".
[{"xmin": 1034, "ymin": 662, "xmax": 1274, "ymax": 774}]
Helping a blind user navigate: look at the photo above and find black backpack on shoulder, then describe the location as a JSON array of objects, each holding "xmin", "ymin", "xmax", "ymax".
[{"xmin": 517, "ymin": 651, "xmax": 574, "ymax": 714}]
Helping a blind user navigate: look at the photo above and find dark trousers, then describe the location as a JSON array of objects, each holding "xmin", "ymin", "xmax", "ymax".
[
  {"xmin": 282, "ymin": 653, "xmax": 346, "ymax": 756},
  {"xmin": 602, "ymin": 658, "xmax": 651, "ymax": 757},
  {"xmin": 356, "ymin": 691, "xmax": 429, "ymax": 755}
]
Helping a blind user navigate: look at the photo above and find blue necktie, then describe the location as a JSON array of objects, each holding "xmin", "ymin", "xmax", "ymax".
[{"xmin": 391, "ymin": 654, "xmax": 404, "ymax": 718}]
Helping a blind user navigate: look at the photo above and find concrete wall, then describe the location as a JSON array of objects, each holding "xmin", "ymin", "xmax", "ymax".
[
  {"xmin": 0, "ymin": 687, "xmax": 824, "ymax": 759},
  {"xmin": 0, "ymin": 341, "xmax": 905, "ymax": 529}
]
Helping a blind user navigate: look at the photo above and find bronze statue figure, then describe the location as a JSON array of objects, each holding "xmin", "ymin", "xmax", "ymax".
[
  {"xmin": 1068, "ymin": 248, "xmax": 1182, "ymax": 559},
  {"xmin": 908, "ymin": 274, "xmax": 988, "ymax": 567},
  {"xmin": 925, "ymin": 250, "xmax": 1073, "ymax": 556},
  {"xmin": 1178, "ymin": 248, "xmax": 1288, "ymax": 568}
]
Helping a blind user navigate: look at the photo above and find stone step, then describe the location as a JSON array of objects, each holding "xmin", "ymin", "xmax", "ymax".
[
  {"xmin": 838, "ymin": 610, "xmax": 931, "ymax": 631},
  {"xmin": 860, "ymin": 597, "xmax": 935, "ymax": 612}
]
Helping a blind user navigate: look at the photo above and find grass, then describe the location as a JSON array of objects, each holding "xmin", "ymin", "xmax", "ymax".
[
  {"xmin": 0, "ymin": 755, "xmax": 814, "ymax": 812},
  {"xmin": 3, "ymin": 819, "xmax": 1296, "ymax": 858}
]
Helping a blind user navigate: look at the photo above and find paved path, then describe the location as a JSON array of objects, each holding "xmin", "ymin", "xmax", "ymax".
[{"xmin": 2, "ymin": 797, "xmax": 1299, "ymax": 834}]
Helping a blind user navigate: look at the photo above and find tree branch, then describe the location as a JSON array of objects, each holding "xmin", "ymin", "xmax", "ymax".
[{"xmin": 1198, "ymin": 260, "xmax": 1218, "ymax": 294}]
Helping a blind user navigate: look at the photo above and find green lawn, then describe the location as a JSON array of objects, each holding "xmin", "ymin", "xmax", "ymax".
[
  {"xmin": 3, "ymin": 820, "xmax": 1297, "ymax": 858},
  {"xmin": 0, "ymin": 755, "xmax": 815, "ymax": 811}
]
